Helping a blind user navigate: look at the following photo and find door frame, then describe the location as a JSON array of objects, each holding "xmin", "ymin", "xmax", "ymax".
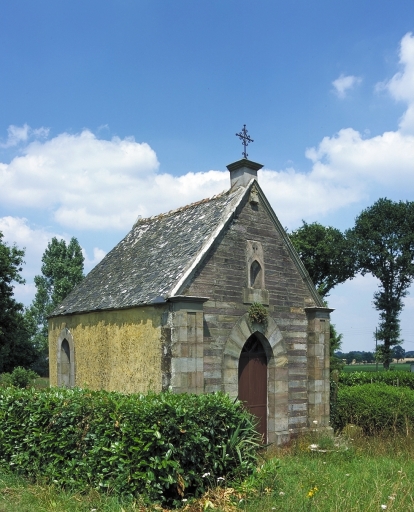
[{"xmin": 223, "ymin": 313, "xmax": 288, "ymax": 444}]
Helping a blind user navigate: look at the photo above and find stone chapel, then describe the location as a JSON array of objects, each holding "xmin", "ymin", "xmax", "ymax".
[{"xmin": 48, "ymin": 157, "xmax": 332, "ymax": 444}]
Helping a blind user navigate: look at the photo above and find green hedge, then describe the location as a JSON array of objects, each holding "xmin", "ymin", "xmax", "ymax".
[
  {"xmin": 338, "ymin": 370, "xmax": 414, "ymax": 389},
  {"xmin": 331, "ymin": 383, "xmax": 414, "ymax": 434},
  {"xmin": 0, "ymin": 388, "xmax": 260, "ymax": 505}
]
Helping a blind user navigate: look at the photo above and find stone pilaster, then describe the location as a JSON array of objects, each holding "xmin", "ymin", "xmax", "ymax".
[
  {"xmin": 168, "ymin": 296, "xmax": 208, "ymax": 394},
  {"xmin": 305, "ymin": 307, "xmax": 333, "ymax": 430}
]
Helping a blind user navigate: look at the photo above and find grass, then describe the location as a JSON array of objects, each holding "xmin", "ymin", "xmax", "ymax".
[
  {"xmin": 0, "ymin": 375, "xmax": 50, "ymax": 390},
  {"xmin": 342, "ymin": 363, "xmax": 412, "ymax": 373},
  {"xmin": 0, "ymin": 471, "xmax": 149, "ymax": 512},
  {"xmin": 33, "ymin": 377, "xmax": 50, "ymax": 389},
  {"xmin": 1, "ymin": 433, "xmax": 414, "ymax": 511},
  {"xmin": 240, "ymin": 435, "xmax": 414, "ymax": 512}
]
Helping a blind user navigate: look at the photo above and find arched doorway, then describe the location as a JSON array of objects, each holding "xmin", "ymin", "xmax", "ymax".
[{"xmin": 238, "ymin": 334, "xmax": 267, "ymax": 440}]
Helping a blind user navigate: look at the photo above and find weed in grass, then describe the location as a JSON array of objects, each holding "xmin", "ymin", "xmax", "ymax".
[{"xmin": 313, "ymin": 434, "xmax": 336, "ymax": 451}]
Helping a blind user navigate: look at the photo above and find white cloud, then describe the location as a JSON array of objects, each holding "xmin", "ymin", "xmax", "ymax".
[
  {"xmin": 0, "ymin": 35, "xmax": 413, "ymax": 237},
  {"xmin": 0, "ymin": 130, "xmax": 161, "ymax": 229},
  {"xmin": 0, "ymin": 216, "xmax": 106, "ymax": 305},
  {"xmin": 259, "ymin": 167, "xmax": 363, "ymax": 227},
  {"xmin": 0, "ymin": 216, "xmax": 61, "ymax": 304},
  {"xmin": 0, "ymin": 123, "xmax": 49, "ymax": 148},
  {"xmin": 383, "ymin": 33, "xmax": 414, "ymax": 103},
  {"xmin": 260, "ymin": 125, "xmax": 413, "ymax": 227},
  {"xmin": 1, "ymin": 124, "xmax": 30, "ymax": 147},
  {"xmin": 83, "ymin": 247, "xmax": 106, "ymax": 268},
  {"xmin": 0, "ymin": 216, "xmax": 56, "ymax": 275},
  {"xmin": 332, "ymin": 74, "xmax": 362, "ymax": 98},
  {"xmin": 0, "ymin": 126, "xmax": 231, "ymax": 230},
  {"xmin": 379, "ymin": 32, "xmax": 414, "ymax": 133},
  {"xmin": 0, "ymin": 121, "xmax": 379, "ymax": 233},
  {"xmin": 292, "ymin": 33, "xmax": 414, "ymax": 222},
  {"xmin": 305, "ymin": 128, "xmax": 414, "ymax": 187}
]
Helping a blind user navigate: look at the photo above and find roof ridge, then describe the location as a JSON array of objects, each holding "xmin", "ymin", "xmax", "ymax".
[{"xmin": 133, "ymin": 186, "xmax": 237, "ymax": 226}]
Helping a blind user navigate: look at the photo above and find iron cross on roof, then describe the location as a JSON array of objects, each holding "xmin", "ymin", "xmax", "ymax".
[{"xmin": 235, "ymin": 124, "xmax": 254, "ymax": 159}]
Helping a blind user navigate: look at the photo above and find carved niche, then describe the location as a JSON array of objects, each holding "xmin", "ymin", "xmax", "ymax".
[{"xmin": 243, "ymin": 240, "xmax": 269, "ymax": 305}]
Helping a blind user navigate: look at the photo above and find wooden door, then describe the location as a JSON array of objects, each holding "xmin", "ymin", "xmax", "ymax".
[{"xmin": 238, "ymin": 335, "xmax": 267, "ymax": 440}]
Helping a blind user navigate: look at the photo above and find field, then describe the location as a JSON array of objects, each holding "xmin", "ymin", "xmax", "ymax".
[
  {"xmin": 1, "ymin": 433, "xmax": 414, "ymax": 512},
  {"xmin": 341, "ymin": 362, "xmax": 413, "ymax": 373}
]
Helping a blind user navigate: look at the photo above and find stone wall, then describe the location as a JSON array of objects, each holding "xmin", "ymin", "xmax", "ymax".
[
  {"xmin": 182, "ymin": 190, "xmax": 330, "ymax": 442},
  {"xmin": 165, "ymin": 297, "xmax": 205, "ymax": 394},
  {"xmin": 48, "ymin": 305, "xmax": 166, "ymax": 393}
]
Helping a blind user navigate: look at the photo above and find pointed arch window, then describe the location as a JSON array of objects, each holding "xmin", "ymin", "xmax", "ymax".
[
  {"xmin": 57, "ymin": 329, "xmax": 75, "ymax": 387},
  {"xmin": 246, "ymin": 241, "xmax": 265, "ymax": 290},
  {"xmin": 250, "ymin": 260, "xmax": 263, "ymax": 289}
]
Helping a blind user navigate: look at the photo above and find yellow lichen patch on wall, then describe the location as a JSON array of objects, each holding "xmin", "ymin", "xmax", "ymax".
[{"xmin": 48, "ymin": 306, "xmax": 166, "ymax": 393}]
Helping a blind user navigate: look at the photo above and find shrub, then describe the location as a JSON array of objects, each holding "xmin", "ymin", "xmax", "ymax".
[
  {"xmin": 248, "ymin": 302, "xmax": 268, "ymax": 324},
  {"xmin": 338, "ymin": 370, "xmax": 414, "ymax": 389},
  {"xmin": 331, "ymin": 383, "xmax": 414, "ymax": 435},
  {"xmin": 0, "ymin": 388, "xmax": 260, "ymax": 506},
  {"xmin": 0, "ymin": 367, "xmax": 38, "ymax": 388},
  {"xmin": 0, "ymin": 373, "xmax": 12, "ymax": 388}
]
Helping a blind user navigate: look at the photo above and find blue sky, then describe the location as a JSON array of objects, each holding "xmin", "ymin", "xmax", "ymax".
[{"xmin": 1, "ymin": 1, "xmax": 414, "ymax": 352}]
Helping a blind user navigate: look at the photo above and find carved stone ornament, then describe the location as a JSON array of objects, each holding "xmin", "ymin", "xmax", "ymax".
[{"xmin": 249, "ymin": 185, "xmax": 259, "ymax": 205}]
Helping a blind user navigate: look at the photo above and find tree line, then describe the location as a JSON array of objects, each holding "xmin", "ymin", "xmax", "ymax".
[
  {"xmin": 0, "ymin": 235, "xmax": 84, "ymax": 375},
  {"xmin": 290, "ymin": 198, "xmax": 414, "ymax": 370},
  {"xmin": 1, "ymin": 197, "xmax": 414, "ymax": 374},
  {"xmin": 336, "ymin": 346, "xmax": 409, "ymax": 365}
]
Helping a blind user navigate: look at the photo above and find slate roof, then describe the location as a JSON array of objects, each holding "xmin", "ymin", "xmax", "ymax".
[{"xmin": 51, "ymin": 186, "xmax": 247, "ymax": 316}]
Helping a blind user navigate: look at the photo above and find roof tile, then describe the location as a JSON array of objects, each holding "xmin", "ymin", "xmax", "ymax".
[{"xmin": 51, "ymin": 186, "xmax": 246, "ymax": 316}]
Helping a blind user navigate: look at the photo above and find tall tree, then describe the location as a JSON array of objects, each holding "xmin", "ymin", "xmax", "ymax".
[
  {"xmin": 0, "ymin": 232, "xmax": 37, "ymax": 372},
  {"xmin": 27, "ymin": 237, "xmax": 84, "ymax": 374},
  {"xmin": 289, "ymin": 221, "xmax": 356, "ymax": 298},
  {"xmin": 289, "ymin": 222, "xmax": 356, "ymax": 374},
  {"xmin": 349, "ymin": 198, "xmax": 414, "ymax": 370},
  {"xmin": 329, "ymin": 324, "xmax": 344, "ymax": 371},
  {"xmin": 392, "ymin": 345, "xmax": 405, "ymax": 363}
]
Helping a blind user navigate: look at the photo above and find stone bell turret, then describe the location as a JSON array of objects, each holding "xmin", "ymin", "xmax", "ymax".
[{"xmin": 227, "ymin": 158, "xmax": 263, "ymax": 189}]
